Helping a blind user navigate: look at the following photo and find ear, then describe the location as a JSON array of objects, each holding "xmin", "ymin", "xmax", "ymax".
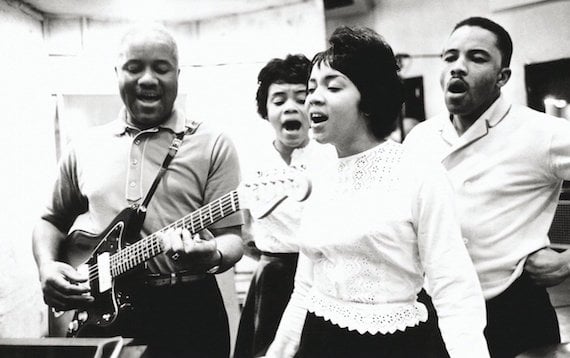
[{"xmin": 497, "ymin": 67, "xmax": 511, "ymax": 88}]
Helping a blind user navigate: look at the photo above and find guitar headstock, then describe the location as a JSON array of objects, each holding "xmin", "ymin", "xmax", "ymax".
[{"xmin": 239, "ymin": 166, "xmax": 312, "ymax": 219}]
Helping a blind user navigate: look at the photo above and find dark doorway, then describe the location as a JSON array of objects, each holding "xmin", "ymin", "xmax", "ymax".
[
  {"xmin": 391, "ymin": 76, "xmax": 425, "ymax": 142},
  {"xmin": 402, "ymin": 76, "xmax": 426, "ymax": 121}
]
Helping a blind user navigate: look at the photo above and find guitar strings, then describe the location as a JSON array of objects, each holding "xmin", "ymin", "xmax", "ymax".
[
  {"xmin": 86, "ymin": 191, "xmax": 240, "ymax": 281},
  {"xmin": 85, "ymin": 173, "xmax": 299, "ymax": 283}
]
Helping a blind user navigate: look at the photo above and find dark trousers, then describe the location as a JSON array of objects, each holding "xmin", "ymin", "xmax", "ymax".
[
  {"xmin": 295, "ymin": 311, "xmax": 447, "ymax": 358},
  {"xmin": 234, "ymin": 252, "xmax": 298, "ymax": 358},
  {"xmin": 484, "ymin": 273, "xmax": 560, "ymax": 358},
  {"xmin": 79, "ymin": 276, "xmax": 230, "ymax": 358}
]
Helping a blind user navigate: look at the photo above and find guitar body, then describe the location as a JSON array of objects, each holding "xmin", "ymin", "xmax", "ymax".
[
  {"xmin": 60, "ymin": 207, "xmax": 145, "ymax": 337},
  {"xmin": 56, "ymin": 169, "xmax": 311, "ymax": 338}
]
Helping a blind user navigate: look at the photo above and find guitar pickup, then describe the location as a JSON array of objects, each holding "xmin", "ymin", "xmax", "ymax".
[{"xmin": 97, "ymin": 252, "xmax": 112, "ymax": 293}]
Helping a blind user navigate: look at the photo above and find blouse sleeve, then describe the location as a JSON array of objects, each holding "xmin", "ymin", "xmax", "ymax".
[
  {"xmin": 413, "ymin": 160, "xmax": 490, "ymax": 358},
  {"xmin": 265, "ymin": 252, "xmax": 313, "ymax": 358}
]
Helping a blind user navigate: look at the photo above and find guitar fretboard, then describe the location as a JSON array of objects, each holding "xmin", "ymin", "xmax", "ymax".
[{"xmin": 109, "ymin": 190, "xmax": 240, "ymax": 277}]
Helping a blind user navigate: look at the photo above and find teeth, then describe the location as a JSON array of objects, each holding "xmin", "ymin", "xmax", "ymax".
[
  {"xmin": 311, "ymin": 113, "xmax": 327, "ymax": 123},
  {"xmin": 137, "ymin": 92, "xmax": 160, "ymax": 100}
]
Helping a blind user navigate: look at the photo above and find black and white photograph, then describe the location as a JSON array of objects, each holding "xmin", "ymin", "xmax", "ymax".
[{"xmin": 0, "ymin": 0, "xmax": 569, "ymax": 357}]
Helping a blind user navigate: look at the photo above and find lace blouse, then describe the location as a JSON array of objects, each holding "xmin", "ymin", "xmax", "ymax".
[{"xmin": 267, "ymin": 140, "xmax": 489, "ymax": 358}]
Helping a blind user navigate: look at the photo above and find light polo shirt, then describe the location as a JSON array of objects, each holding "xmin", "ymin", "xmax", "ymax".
[
  {"xmin": 42, "ymin": 107, "xmax": 244, "ymax": 274},
  {"xmin": 404, "ymin": 94, "xmax": 570, "ymax": 299}
]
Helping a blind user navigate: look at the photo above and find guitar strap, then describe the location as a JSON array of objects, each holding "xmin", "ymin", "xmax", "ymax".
[{"xmin": 136, "ymin": 119, "xmax": 202, "ymax": 214}]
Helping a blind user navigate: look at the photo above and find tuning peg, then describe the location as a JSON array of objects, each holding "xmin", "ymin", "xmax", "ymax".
[{"xmin": 68, "ymin": 320, "xmax": 79, "ymax": 333}]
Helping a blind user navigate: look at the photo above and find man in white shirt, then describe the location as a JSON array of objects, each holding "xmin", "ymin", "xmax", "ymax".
[{"xmin": 405, "ymin": 16, "xmax": 570, "ymax": 358}]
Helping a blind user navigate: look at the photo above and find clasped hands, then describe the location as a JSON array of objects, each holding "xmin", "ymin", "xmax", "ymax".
[{"xmin": 525, "ymin": 247, "xmax": 570, "ymax": 287}]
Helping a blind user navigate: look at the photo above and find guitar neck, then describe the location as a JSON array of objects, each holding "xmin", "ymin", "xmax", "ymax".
[{"xmin": 110, "ymin": 190, "xmax": 240, "ymax": 277}]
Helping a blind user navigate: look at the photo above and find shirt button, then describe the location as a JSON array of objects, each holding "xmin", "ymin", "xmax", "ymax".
[
  {"xmin": 129, "ymin": 181, "xmax": 137, "ymax": 188},
  {"xmin": 463, "ymin": 237, "xmax": 469, "ymax": 245},
  {"xmin": 134, "ymin": 139, "xmax": 141, "ymax": 145},
  {"xmin": 131, "ymin": 159, "xmax": 138, "ymax": 165}
]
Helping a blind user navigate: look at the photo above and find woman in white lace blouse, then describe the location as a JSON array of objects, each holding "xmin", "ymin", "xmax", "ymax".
[{"xmin": 265, "ymin": 26, "xmax": 489, "ymax": 358}]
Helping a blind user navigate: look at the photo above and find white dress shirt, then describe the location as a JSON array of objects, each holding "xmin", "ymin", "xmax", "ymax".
[{"xmin": 404, "ymin": 94, "xmax": 570, "ymax": 299}]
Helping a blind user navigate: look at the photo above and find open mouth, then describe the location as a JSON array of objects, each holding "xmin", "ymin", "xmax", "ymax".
[
  {"xmin": 310, "ymin": 113, "xmax": 328, "ymax": 124},
  {"xmin": 137, "ymin": 91, "xmax": 161, "ymax": 102},
  {"xmin": 447, "ymin": 79, "xmax": 468, "ymax": 94},
  {"xmin": 283, "ymin": 119, "xmax": 302, "ymax": 131}
]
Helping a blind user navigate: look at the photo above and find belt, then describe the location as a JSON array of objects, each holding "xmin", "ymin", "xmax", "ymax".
[
  {"xmin": 144, "ymin": 271, "xmax": 208, "ymax": 287},
  {"xmin": 260, "ymin": 251, "xmax": 298, "ymax": 258}
]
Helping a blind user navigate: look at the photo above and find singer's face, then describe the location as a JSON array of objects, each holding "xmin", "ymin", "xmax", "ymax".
[
  {"xmin": 266, "ymin": 82, "xmax": 310, "ymax": 151},
  {"xmin": 116, "ymin": 31, "xmax": 179, "ymax": 129}
]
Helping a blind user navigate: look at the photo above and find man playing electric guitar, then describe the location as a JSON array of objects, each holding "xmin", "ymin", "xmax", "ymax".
[{"xmin": 32, "ymin": 23, "xmax": 244, "ymax": 358}]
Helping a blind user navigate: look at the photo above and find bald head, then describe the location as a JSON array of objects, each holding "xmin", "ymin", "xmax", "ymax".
[
  {"xmin": 115, "ymin": 23, "xmax": 180, "ymax": 129},
  {"xmin": 117, "ymin": 24, "xmax": 179, "ymax": 67}
]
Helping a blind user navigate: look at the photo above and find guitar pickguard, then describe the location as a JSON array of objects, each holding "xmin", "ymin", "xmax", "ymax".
[{"xmin": 63, "ymin": 207, "xmax": 145, "ymax": 337}]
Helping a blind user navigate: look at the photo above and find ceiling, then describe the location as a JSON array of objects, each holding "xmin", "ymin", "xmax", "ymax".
[{"xmin": 22, "ymin": 0, "xmax": 309, "ymax": 22}]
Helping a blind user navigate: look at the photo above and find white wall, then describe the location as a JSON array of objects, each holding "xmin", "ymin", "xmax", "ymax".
[
  {"xmin": 46, "ymin": 0, "xmax": 326, "ymax": 170},
  {"xmin": 326, "ymin": 0, "xmax": 570, "ymax": 119},
  {"xmin": 173, "ymin": 0, "xmax": 326, "ymax": 172},
  {"xmin": 0, "ymin": 0, "xmax": 52, "ymax": 338}
]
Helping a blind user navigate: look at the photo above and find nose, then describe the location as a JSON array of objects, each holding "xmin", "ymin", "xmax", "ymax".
[
  {"xmin": 283, "ymin": 98, "xmax": 301, "ymax": 114},
  {"xmin": 307, "ymin": 90, "xmax": 324, "ymax": 106},
  {"xmin": 450, "ymin": 56, "xmax": 467, "ymax": 77},
  {"xmin": 138, "ymin": 68, "xmax": 158, "ymax": 86}
]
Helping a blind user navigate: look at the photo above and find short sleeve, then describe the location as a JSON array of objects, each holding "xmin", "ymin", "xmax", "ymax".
[
  {"xmin": 41, "ymin": 145, "xmax": 88, "ymax": 234},
  {"xmin": 204, "ymin": 131, "xmax": 244, "ymax": 228}
]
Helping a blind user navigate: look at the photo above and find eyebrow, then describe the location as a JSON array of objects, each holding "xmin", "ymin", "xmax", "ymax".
[
  {"xmin": 269, "ymin": 91, "xmax": 286, "ymax": 98},
  {"xmin": 442, "ymin": 48, "xmax": 491, "ymax": 56},
  {"xmin": 309, "ymin": 74, "xmax": 345, "ymax": 83},
  {"xmin": 269, "ymin": 87, "xmax": 307, "ymax": 95},
  {"xmin": 468, "ymin": 49, "xmax": 491, "ymax": 56}
]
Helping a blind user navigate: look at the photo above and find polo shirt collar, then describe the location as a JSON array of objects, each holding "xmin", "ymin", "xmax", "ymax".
[{"xmin": 110, "ymin": 107, "xmax": 187, "ymax": 136}]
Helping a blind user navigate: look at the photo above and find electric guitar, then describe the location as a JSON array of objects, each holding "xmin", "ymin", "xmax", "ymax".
[{"xmin": 59, "ymin": 168, "xmax": 311, "ymax": 337}]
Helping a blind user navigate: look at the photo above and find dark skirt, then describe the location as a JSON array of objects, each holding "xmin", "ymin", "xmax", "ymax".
[
  {"xmin": 295, "ymin": 311, "xmax": 449, "ymax": 358},
  {"xmin": 234, "ymin": 252, "xmax": 299, "ymax": 358},
  {"xmin": 485, "ymin": 272, "xmax": 560, "ymax": 358},
  {"xmin": 79, "ymin": 276, "xmax": 230, "ymax": 358}
]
